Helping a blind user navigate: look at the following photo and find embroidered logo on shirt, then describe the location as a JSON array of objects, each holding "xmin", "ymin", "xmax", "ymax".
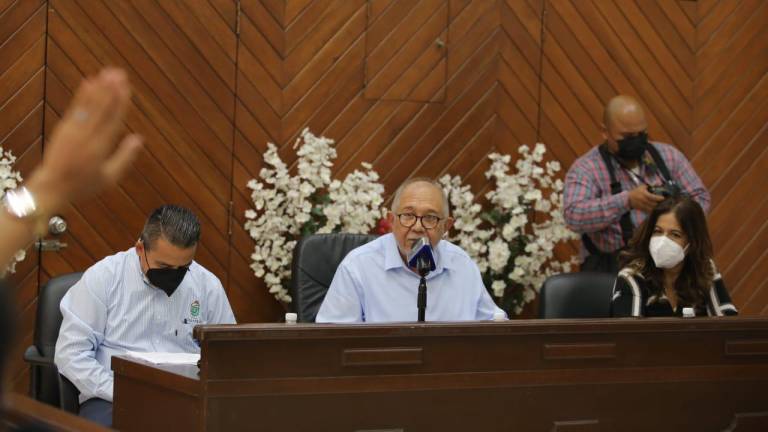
[{"xmin": 190, "ymin": 300, "xmax": 200, "ymax": 317}]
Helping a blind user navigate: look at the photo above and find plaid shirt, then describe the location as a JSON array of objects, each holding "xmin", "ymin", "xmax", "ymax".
[{"xmin": 564, "ymin": 141, "xmax": 710, "ymax": 255}]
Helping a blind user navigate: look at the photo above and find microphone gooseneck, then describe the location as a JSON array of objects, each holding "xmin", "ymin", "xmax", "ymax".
[
  {"xmin": 417, "ymin": 274, "xmax": 427, "ymax": 322},
  {"xmin": 408, "ymin": 237, "xmax": 434, "ymax": 322}
]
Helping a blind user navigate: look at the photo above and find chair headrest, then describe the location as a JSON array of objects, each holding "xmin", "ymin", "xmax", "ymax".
[
  {"xmin": 539, "ymin": 272, "xmax": 617, "ymax": 319},
  {"xmin": 290, "ymin": 233, "xmax": 377, "ymax": 322}
]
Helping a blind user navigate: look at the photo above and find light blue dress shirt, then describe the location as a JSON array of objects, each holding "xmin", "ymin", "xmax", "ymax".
[
  {"xmin": 316, "ymin": 233, "xmax": 506, "ymax": 323},
  {"xmin": 54, "ymin": 248, "xmax": 236, "ymax": 403}
]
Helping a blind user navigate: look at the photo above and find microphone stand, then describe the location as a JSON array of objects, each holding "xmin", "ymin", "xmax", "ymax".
[
  {"xmin": 417, "ymin": 273, "xmax": 427, "ymax": 322},
  {"xmin": 417, "ymin": 257, "xmax": 430, "ymax": 322}
]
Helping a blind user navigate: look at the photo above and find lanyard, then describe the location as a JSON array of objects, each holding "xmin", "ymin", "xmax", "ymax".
[{"xmin": 612, "ymin": 155, "xmax": 657, "ymax": 188}]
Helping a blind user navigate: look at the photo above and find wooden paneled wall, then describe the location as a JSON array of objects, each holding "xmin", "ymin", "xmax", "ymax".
[{"xmin": 1, "ymin": 0, "xmax": 766, "ymax": 391}]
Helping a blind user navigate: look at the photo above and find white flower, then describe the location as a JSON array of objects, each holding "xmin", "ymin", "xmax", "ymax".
[
  {"xmin": 0, "ymin": 147, "xmax": 25, "ymax": 275},
  {"xmin": 488, "ymin": 238, "xmax": 510, "ymax": 273},
  {"xmin": 523, "ymin": 287, "xmax": 536, "ymax": 302},
  {"xmin": 441, "ymin": 143, "xmax": 578, "ymax": 315},
  {"xmin": 245, "ymin": 130, "xmax": 385, "ymax": 303},
  {"xmin": 491, "ymin": 280, "xmax": 506, "ymax": 298}
]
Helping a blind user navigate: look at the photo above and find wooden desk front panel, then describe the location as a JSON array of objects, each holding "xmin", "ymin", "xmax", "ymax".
[
  {"xmin": 205, "ymin": 380, "xmax": 767, "ymax": 431},
  {"xmin": 113, "ymin": 319, "xmax": 768, "ymax": 431},
  {"xmin": 199, "ymin": 320, "xmax": 768, "ymax": 380},
  {"xmin": 112, "ymin": 358, "xmax": 202, "ymax": 431}
]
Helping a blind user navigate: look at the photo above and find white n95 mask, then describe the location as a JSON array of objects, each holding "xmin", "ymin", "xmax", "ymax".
[{"xmin": 649, "ymin": 235, "xmax": 687, "ymax": 269}]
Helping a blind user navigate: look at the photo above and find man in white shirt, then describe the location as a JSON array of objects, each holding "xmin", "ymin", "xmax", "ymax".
[
  {"xmin": 54, "ymin": 205, "xmax": 236, "ymax": 427},
  {"xmin": 316, "ymin": 178, "xmax": 504, "ymax": 323}
]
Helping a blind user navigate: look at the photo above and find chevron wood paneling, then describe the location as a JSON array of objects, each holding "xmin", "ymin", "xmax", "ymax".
[
  {"xmin": 1, "ymin": 0, "xmax": 46, "ymax": 393},
  {"xmin": 540, "ymin": 0, "xmax": 695, "ymax": 169},
  {"xmin": 363, "ymin": 0, "xmax": 448, "ymax": 101},
  {"xmin": 2, "ymin": 0, "xmax": 768, "ymax": 396},
  {"xmin": 691, "ymin": 0, "xmax": 768, "ymax": 315},
  {"xmin": 41, "ymin": 0, "xmax": 240, "ymax": 328}
]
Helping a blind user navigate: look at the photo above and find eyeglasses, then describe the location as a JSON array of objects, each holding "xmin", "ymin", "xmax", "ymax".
[{"xmin": 397, "ymin": 213, "xmax": 441, "ymax": 229}]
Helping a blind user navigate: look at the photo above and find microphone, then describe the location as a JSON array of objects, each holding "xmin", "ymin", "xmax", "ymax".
[{"xmin": 407, "ymin": 237, "xmax": 436, "ymax": 275}]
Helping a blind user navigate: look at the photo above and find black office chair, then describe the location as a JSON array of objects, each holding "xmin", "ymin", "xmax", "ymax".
[
  {"xmin": 538, "ymin": 272, "xmax": 617, "ymax": 318},
  {"xmin": 290, "ymin": 233, "xmax": 377, "ymax": 322},
  {"xmin": 23, "ymin": 272, "xmax": 83, "ymax": 412},
  {"xmin": 58, "ymin": 373, "xmax": 80, "ymax": 413}
]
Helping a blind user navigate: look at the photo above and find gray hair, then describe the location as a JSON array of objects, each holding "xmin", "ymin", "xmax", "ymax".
[
  {"xmin": 391, "ymin": 177, "xmax": 450, "ymax": 217},
  {"xmin": 140, "ymin": 205, "xmax": 201, "ymax": 251}
]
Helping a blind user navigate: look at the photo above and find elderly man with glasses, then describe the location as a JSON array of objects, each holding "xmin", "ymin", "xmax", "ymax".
[{"xmin": 316, "ymin": 178, "xmax": 505, "ymax": 323}]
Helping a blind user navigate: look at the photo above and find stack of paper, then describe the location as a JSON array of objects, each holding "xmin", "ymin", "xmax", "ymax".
[{"xmin": 126, "ymin": 351, "xmax": 200, "ymax": 365}]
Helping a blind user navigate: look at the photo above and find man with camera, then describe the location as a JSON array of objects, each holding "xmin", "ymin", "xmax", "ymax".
[{"xmin": 563, "ymin": 95, "xmax": 710, "ymax": 273}]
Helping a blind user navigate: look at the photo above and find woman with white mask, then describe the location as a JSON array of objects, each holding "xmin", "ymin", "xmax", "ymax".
[{"xmin": 611, "ymin": 197, "xmax": 737, "ymax": 317}]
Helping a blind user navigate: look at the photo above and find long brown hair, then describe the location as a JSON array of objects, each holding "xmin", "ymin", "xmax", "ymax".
[{"xmin": 619, "ymin": 197, "xmax": 714, "ymax": 306}]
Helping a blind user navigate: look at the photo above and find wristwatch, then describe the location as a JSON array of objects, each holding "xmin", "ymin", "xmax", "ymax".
[{"xmin": 3, "ymin": 186, "xmax": 48, "ymax": 236}]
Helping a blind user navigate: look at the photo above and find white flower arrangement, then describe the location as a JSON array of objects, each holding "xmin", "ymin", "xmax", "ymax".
[
  {"xmin": 0, "ymin": 146, "xmax": 26, "ymax": 274},
  {"xmin": 440, "ymin": 143, "xmax": 579, "ymax": 315},
  {"xmin": 245, "ymin": 129, "xmax": 385, "ymax": 303},
  {"xmin": 245, "ymin": 134, "xmax": 576, "ymax": 312}
]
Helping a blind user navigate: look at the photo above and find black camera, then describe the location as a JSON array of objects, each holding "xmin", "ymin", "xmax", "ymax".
[{"xmin": 648, "ymin": 181, "xmax": 682, "ymax": 198}]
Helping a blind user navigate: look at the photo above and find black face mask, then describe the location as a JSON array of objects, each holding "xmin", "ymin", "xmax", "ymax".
[
  {"xmin": 143, "ymin": 252, "xmax": 189, "ymax": 297},
  {"xmin": 616, "ymin": 132, "xmax": 648, "ymax": 160}
]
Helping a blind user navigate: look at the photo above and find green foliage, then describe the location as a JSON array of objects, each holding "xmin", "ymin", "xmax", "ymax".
[{"xmin": 300, "ymin": 193, "xmax": 331, "ymax": 236}]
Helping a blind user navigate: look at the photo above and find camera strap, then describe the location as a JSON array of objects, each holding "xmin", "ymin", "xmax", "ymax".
[
  {"xmin": 644, "ymin": 142, "xmax": 674, "ymax": 184},
  {"xmin": 582, "ymin": 144, "xmax": 635, "ymax": 252}
]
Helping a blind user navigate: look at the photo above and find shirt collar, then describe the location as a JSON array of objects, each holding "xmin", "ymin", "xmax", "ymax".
[{"xmin": 382, "ymin": 233, "xmax": 452, "ymax": 273}]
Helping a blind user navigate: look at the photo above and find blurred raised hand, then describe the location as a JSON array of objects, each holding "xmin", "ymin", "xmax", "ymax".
[{"xmin": 0, "ymin": 68, "xmax": 143, "ymax": 271}]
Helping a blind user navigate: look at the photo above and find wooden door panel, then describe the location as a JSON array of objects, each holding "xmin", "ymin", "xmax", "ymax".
[{"xmin": 364, "ymin": 0, "xmax": 448, "ymax": 102}]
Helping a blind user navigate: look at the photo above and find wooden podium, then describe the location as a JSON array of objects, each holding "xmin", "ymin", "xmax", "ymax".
[{"xmin": 112, "ymin": 318, "xmax": 768, "ymax": 432}]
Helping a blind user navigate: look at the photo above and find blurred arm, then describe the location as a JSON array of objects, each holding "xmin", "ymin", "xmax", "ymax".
[{"xmin": 0, "ymin": 68, "xmax": 142, "ymax": 274}]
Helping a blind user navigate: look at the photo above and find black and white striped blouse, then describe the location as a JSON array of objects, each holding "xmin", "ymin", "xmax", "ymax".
[{"xmin": 611, "ymin": 261, "xmax": 738, "ymax": 317}]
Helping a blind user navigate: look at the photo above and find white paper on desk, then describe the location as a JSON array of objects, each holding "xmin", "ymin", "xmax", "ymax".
[{"xmin": 126, "ymin": 351, "xmax": 200, "ymax": 365}]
